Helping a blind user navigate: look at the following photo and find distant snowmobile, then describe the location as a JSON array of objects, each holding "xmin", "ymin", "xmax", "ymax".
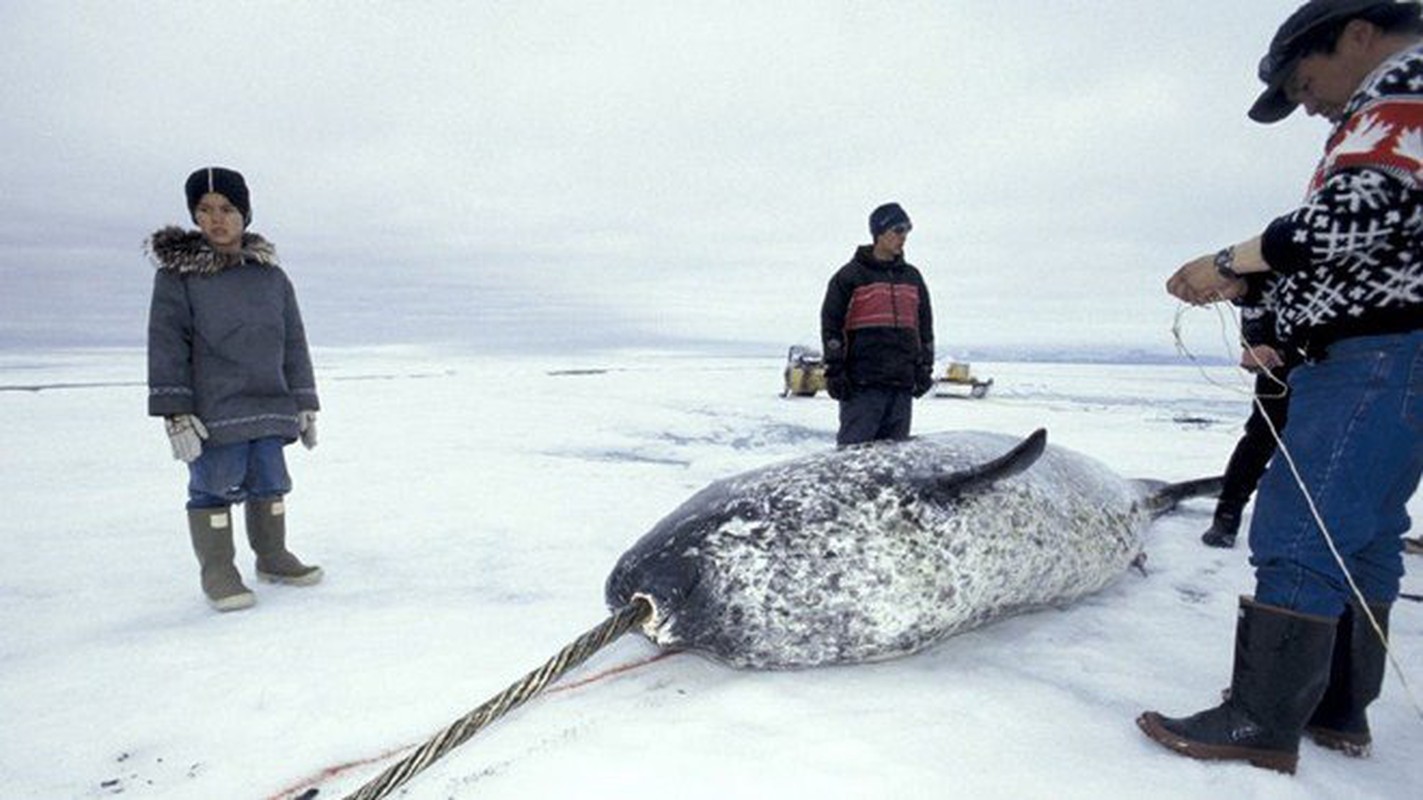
[{"xmin": 780, "ymin": 345, "xmax": 827, "ymax": 398}]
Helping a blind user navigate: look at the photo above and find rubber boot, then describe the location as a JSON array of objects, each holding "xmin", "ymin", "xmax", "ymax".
[
  {"xmin": 1137, "ymin": 596, "xmax": 1337, "ymax": 774},
  {"xmin": 1200, "ymin": 508, "xmax": 1241, "ymax": 549},
  {"xmin": 187, "ymin": 508, "xmax": 256, "ymax": 612},
  {"xmin": 1305, "ymin": 601, "xmax": 1391, "ymax": 757},
  {"xmin": 245, "ymin": 498, "xmax": 322, "ymax": 586}
]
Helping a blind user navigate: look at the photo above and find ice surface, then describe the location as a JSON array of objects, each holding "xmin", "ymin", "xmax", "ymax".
[{"xmin": 1, "ymin": 348, "xmax": 1418, "ymax": 799}]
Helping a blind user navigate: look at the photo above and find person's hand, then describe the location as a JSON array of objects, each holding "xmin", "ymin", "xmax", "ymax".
[
  {"xmin": 298, "ymin": 410, "xmax": 318, "ymax": 450},
  {"xmin": 826, "ymin": 370, "xmax": 852, "ymax": 401},
  {"xmin": 913, "ymin": 368, "xmax": 935, "ymax": 398},
  {"xmin": 1167, "ymin": 253, "xmax": 1247, "ymax": 305},
  {"xmin": 1239, "ymin": 344, "xmax": 1284, "ymax": 374},
  {"xmin": 165, "ymin": 414, "xmax": 208, "ymax": 463}
]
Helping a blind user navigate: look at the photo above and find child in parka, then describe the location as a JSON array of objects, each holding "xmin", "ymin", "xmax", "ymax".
[{"xmin": 147, "ymin": 166, "xmax": 322, "ymax": 611}]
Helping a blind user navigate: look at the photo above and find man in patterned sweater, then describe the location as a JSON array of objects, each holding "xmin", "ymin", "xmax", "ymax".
[{"xmin": 1139, "ymin": 0, "xmax": 1423, "ymax": 774}]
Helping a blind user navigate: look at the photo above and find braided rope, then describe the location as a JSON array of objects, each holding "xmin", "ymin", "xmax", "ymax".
[{"xmin": 341, "ymin": 598, "xmax": 653, "ymax": 800}]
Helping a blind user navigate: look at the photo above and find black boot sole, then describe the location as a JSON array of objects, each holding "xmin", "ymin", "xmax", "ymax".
[
  {"xmin": 1137, "ymin": 712, "xmax": 1298, "ymax": 774},
  {"xmin": 1305, "ymin": 725, "xmax": 1371, "ymax": 758}
]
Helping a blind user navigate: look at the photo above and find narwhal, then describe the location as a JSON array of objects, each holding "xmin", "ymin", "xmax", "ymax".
[
  {"xmin": 605, "ymin": 428, "xmax": 1220, "ymax": 668},
  {"xmin": 338, "ymin": 429, "xmax": 1219, "ymax": 799}
]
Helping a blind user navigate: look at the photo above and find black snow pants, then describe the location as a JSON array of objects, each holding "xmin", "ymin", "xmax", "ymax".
[{"xmin": 1218, "ymin": 366, "xmax": 1294, "ymax": 516}]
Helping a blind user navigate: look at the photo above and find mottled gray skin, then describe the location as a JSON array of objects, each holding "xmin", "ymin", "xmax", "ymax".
[{"xmin": 606, "ymin": 430, "xmax": 1207, "ymax": 669}]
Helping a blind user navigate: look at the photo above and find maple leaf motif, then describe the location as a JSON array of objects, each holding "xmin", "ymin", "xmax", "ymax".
[
  {"xmin": 1394, "ymin": 126, "xmax": 1423, "ymax": 173},
  {"xmin": 1327, "ymin": 113, "xmax": 1395, "ymax": 170}
]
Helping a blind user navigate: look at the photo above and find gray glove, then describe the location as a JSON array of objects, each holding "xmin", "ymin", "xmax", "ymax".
[
  {"xmin": 165, "ymin": 414, "xmax": 208, "ymax": 463},
  {"xmin": 298, "ymin": 410, "xmax": 318, "ymax": 450}
]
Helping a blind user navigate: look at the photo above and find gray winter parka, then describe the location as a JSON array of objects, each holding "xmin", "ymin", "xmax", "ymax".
[{"xmin": 146, "ymin": 227, "xmax": 319, "ymax": 446}]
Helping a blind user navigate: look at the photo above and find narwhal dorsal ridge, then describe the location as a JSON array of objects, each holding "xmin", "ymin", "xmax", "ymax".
[{"xmin": 916, "ymin": 427, "xmax": 1048, "ymax": 503}]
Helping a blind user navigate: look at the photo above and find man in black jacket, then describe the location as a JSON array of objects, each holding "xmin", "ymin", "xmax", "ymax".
[
  {"xmin": 820, "ymin": 202, "xmax": 935, "ymax": 447},
  {"xmin": 1200, "ymin": 308, "xmax": 1296, "ymax": 548}
]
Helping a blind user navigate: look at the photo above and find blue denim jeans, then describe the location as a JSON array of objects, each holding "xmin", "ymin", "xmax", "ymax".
[
  {"xmin": 1249, "ymin": 331, "xmax": 1423, "ymax": 616},
  {"xmin": 186, "ymin": 436, "xmax": 292, "ymax": 509}
]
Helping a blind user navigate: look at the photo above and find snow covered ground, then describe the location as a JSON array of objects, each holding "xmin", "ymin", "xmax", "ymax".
[{"xmin": 2, "ymin": 347, "xmax": 1419, "ymax": 799}]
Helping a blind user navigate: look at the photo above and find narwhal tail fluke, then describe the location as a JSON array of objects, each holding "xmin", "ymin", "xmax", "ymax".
[
  {"xmin": 338, "ymin": 598, "xmax": 653, "ymax": 800},
  {"xmin": 1139, "ymin": 475, "xmax": 1224, "ymax": 516}
]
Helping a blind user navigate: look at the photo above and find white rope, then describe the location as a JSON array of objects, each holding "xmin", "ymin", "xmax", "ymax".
[{"xmin": 1172, "ymin": 301, "xmax": 1421, "ymax": 720}]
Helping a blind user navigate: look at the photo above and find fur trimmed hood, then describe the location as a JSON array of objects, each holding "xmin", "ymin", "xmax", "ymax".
[{"xmin": 144, "ymin": 226, "xmax": 279, "ymax": 275}]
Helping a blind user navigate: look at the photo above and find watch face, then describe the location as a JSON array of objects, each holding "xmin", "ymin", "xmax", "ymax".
[{"xmin": 1214, "ymin": 247, "xmax": 1238, "ymax": 279}]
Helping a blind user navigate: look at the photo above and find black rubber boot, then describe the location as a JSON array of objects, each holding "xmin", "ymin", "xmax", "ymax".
[
  {"xmin": 1137, "ymin": 597, "xmax": 1337, "ymax": 774},
  {"xmin": 1201, "ymin": 508, "xmax": 1242, "ymax": 549},
  {"xmin": 1305, "ymin": 601, "xmax": 1391, "ymax": 757}
]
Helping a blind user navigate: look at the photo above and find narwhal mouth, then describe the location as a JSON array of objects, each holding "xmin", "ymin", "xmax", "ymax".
[{"xmin": 629, "ymin": 591, "xmax": 675, "ymax": 643}]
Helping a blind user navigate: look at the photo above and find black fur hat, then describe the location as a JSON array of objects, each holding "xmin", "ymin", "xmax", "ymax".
[{"xmin": 185, "ymin": 167, "xmax": 251, "ymax": 227}]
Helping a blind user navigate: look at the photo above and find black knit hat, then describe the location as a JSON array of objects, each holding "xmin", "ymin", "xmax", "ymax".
[
  {"xmin": 1249, "ymin": 0, "xmax": 1420, "ymax": 123},
  {"xmin": 185, "ymin": 167, "xmax": 251, "ymax": 226},
  {"xmin": 869, "ymin": 202, "xmax": 912, "ymax": 237}
]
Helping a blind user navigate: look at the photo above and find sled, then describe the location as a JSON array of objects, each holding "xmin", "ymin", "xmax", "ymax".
[{"xmin": 933, "ymin": 361, "xmax": 993, "ymax": 399}]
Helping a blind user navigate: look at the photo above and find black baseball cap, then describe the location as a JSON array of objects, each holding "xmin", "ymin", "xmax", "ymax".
[{"xmin": 1249, "ymin": 0, "xmax": 1409, "ymax": 123}]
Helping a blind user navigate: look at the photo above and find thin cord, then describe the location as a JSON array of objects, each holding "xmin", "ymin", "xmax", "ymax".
[{"xmin": 1170, "ymin": 303, "xmax": 1287, "ymax": 399}]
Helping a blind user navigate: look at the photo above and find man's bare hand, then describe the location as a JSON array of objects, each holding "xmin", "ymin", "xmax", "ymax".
[{"xmin": 1167, "ymin": 254, "xmax": 1247, "ymax": 305}]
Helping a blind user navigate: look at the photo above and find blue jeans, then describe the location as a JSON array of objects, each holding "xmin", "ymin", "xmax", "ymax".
[
  {"xmin": 186, "ymin": 437, "xmax": 292, "ymax": 509},
  {"xmin": 837, "ymin": 387, "xmax": 913, "ymax": 447},
  {"xmin": 1249, "ymin": 331, "xmax": 1423, "ymax": 616}
]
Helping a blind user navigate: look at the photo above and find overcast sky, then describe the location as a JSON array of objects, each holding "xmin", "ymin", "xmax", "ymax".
[{"xmin": 0, "ymin": 2, "xmax": 1336, "ymax": 358}]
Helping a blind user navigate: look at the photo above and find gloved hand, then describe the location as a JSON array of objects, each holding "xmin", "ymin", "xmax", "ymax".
[
  {"xmin": 826, "ymin": 371, "xmax": 852, "ymax": 401},
  {"xmin": 913, "ymin": 368, "xmax": 935, "ymax": 398},
  {"xmin": 165, "ymin": 414, "xmax": 208, "ymax": 463},
  {"xmin": 298, "ymin": 410, "xmax": 318, "ymax": 450}
]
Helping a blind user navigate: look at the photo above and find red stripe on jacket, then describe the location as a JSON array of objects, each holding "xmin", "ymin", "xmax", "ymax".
[{"xmin": 844, "ymin": 283, "xmax": 921, "ymax": 332}]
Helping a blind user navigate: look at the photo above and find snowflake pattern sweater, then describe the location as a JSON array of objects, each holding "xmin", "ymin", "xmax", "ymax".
[{"xmin": 1254, "ymin": 42, "xmax": 1423, "ymax": 356}]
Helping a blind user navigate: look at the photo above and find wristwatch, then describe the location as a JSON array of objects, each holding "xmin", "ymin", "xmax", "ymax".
[{"xmin": 1213, "ymin": 246, "xmax": 1242, "ymax": 280}]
